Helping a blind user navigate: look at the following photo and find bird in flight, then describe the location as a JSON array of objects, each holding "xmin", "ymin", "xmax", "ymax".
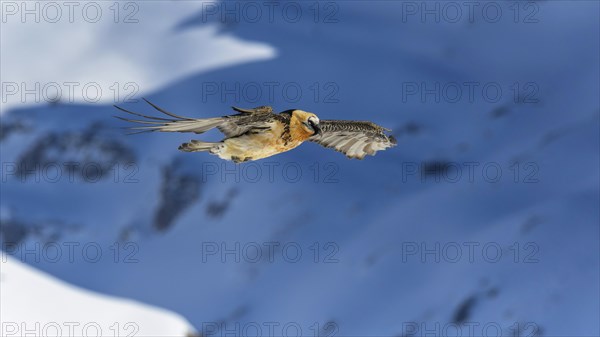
[{"xmin": 114, "ymin": 99, "xmax": 396, "ymax": 163}]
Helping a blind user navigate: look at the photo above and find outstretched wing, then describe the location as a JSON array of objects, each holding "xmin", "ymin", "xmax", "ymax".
[
  {"xmin": 114, "ymin": 99, "xmax": 281, "ymax": 137},
  {"xmin": 308, "ymin": 120, "xmax": 397, "ymax": 159}
]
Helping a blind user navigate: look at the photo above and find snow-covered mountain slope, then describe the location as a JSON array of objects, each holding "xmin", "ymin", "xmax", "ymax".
[
  {"xmin": 1, "ymin": 253, "xmax": 196, "ymax": 336},
  {"xmin": 0, "ymin": 0, "xmax": 275, "ymax": 112},
  {"xmin": 1, "ymin": 1, "xmax": 598, "ymax": 336}
]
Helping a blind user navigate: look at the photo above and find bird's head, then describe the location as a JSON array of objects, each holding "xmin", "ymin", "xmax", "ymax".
[{"xmin": 292, "ymin": 110, "xmax": 321, "ymax": 136}]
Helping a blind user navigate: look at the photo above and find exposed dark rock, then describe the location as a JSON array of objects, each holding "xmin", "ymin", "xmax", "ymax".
[
  {"xmin": 539, "ymin": 129, "xmax": 565, "ymax": 147},
  {"xmin": 202, "ymin": 305, "xmax": 249, "ymax": 337},
  {"xmin": 0, "ymin": 219, "xmax": 29, "ymax": 246},
  {"xmin": 404, "ymin": 122, "xmax": 421, "ymax": 134},
  {"xmin": 153, "ymin": 160, "xmax": 202, "ymax": 231},
  {"xmin": 491, "ymin": 106, "xmax": 510, "ymax": 118},
  {"xmin": 320, "ymin": 320, "xmax": 339, "ymax": 336},
  {"xmin": 206, "ymin": 188, "xmax": 238, "ymax": 219},
  {"xmin": 511, "ymin": 321, "xmax": 544, "ymax": 337},
  {"xmin": 420, "ymin": 160, "xmax": 454, "ymax": 177},
  {"xmin": 14, "ymin": 122, "xmax": 136, "ymax": 182},
  {"xmin": 486, "ymin": 287, "xmax": 499, "ymax": 299},
  {"xmin": 0, "ymin": 217, "xmax": 79, "ymax": 250},
  {"xmin": 0, "ymin": 119, "xmax": 31, "ymax": 141},
  {"xmin": 452, "ymin": 295, "xmax": 477, "ymax": 324},
  {"xmin": 521, "ymin": 215, "xmax": 543, "ymax": 235}
]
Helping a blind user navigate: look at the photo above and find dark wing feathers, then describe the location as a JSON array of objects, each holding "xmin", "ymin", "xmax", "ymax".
[
  {"xmin": 114, "ymin": 100, "xmax": 282, "ymax": 137},
  {"xmin": 309, "ymin": 120, "xmax": 397, "ymax": 159},
  {"xmin": 231, "ymin": 105, "xmax": 273, "ymax": 114},
  {"xmin": 217, "ymin": 113, "xmax": 284, "ymax": 137}
]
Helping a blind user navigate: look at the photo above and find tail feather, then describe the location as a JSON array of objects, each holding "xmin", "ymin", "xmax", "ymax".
[
  {"xmin": 151, "ymin": 117, "xmax": 223, "ymax": 133},
  {"xmin": 114, "ymin": 99, "xmax": 224, "ymax": 134}
]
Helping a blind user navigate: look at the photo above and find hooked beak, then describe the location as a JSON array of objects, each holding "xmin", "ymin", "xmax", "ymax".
[{"xmin": 310, "ymin": 121, "xmax": 322, "ymax": 136}]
